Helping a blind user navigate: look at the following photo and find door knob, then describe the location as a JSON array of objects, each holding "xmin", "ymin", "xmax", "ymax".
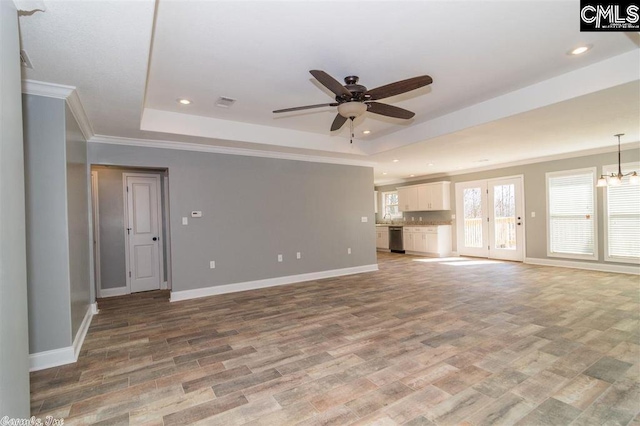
[{"xmin": 153, "ymin": 237, "xmax": 158, "ymax": 241}]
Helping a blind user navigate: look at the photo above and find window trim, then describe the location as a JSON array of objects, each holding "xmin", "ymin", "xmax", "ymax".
[
  {"xmin": 603, "ymin": 162, "xmax": 640, "ymax": 264},
  {"xmin": 545, "ymin": 167, "xmax": 598, "ymax": 261},
  {"xmin": 381, "ymin": 191, "xmax": 402, "ymax": 219}
]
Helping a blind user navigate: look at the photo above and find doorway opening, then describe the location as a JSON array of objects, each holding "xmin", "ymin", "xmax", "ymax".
[
  {"xmin": 90, "ymin": 165, "xmax": 171, "ymax": 298},
  {"xmin": 455, "ymin": 175, "xmax": 525, "ymax": 261}
]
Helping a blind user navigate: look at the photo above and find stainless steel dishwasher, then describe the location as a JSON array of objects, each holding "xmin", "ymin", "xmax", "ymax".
[{"xmin": 389, "ymin": 226, "xmax": 404, "ymax": 253}]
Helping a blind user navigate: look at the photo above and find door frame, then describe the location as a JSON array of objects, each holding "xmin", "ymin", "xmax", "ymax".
[
  {"xmin": 91, "ymin": 171, "xmax": 102, "ymax": 296},
  {"xmin": 456, "ymin": 174, "xmax": 526, "ymax": 261},
  {"xmin": 122, "ymin": 172, "xmax": 164, "ymax": 294}
]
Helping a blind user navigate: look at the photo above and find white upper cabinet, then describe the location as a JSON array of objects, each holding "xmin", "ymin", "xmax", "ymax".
[{"xmin": 399, "ymin": 182, "xmax": 451, "ymax": 211}]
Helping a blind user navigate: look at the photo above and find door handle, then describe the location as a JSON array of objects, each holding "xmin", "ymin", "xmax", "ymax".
[{"xmin": 153, "ymin": 237, "xmax": 158, "ymax": 241}]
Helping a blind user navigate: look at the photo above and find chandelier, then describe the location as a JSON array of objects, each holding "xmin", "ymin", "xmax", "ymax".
[{"xmin": 596, "ymin": 134, "xmax": 639, "ymax": 187}]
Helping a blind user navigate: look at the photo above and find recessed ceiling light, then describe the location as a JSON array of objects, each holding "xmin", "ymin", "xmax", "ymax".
[
  {"xmin": 409, "ymin": 174, "xmax": 415, "ymax": 177},
  {"xmin": 362, "ymin": 130, "xmax": 371, "ymax": 135},
  {"xmin": 427, "ymin": 163, "xmax": 434, "ymax": 166},
  {"xmin": 569, "ymin": 45, "xmax": 591, "ymax": 55},
  {"xmin": 177, "ymin": 98, "xmax": 191, "ymax": 105},
  {"xmin": 382, "ymin": 172, "xmax": 388, "ymax": 175},
  {"xmin": 393, "ymin": 159, "xmax": 399, "ymax": 163}
]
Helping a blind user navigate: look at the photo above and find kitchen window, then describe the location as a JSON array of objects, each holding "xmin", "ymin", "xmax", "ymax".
[
  {"xmin": 603, "ymin": 162, "xmax": 640, "ymax": 264},
  {"xmin": 382, "ymin": 191, "xmax": 402, "ymax": 219},
  {"xmin": 546, "ymin": 168, "xmax": 597, "ymax": 260}
]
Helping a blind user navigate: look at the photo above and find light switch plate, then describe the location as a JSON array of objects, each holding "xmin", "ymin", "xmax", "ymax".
[
  {"xmin": 182, "ymin": 217, "xmax": 188, "ymax": 225},
  {"xmin": 277, "ymin": 254, "xmax": 283, "ymax": 262},
  {"xmin": 209, "ymin": 261, "xmax": 215, "ymax": 269},
  {"xmin": 531, "ymin": 212, "xmax": 536, "ymax": 218},
  {"xmin": 296, "ymin": 252, "xmax": 301, "ymax": 259},
  {"xmin": 361, "ymin": 216, "xmax": 368, "ymax": 222}
]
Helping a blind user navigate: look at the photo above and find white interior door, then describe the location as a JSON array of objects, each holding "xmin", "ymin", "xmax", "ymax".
[
  {"xmin": 488, "ymin": 177, "xmax": 524, "ymax": 261},
  {"xmin": 456, "ymin": 176, "xmax": 525, "ymax": 261},
  {"xmin": 125, "ymin": 174, "xmax": 162, "ymax": 293}
]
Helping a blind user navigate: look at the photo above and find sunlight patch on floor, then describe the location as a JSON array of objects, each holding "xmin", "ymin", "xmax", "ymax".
[{"xmin": 412, "ymin": 257, "xmax": 504, "ymax": 266}]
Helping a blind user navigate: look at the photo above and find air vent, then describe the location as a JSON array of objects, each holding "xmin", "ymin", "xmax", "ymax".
[
  {"xmin": 215, "ymin": 96, "xmax": 236, "ymax": 108},
  {"xmin": 20, "ymin": 49, "xmax": 33, "ymax": 69}
]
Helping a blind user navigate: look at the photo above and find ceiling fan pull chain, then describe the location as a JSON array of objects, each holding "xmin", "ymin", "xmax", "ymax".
[{"xmin": 350, "ymin": 117, "xmax": 354, "ymax": 144}]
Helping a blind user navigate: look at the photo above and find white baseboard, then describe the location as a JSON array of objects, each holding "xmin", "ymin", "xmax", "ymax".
[
  {"xmin": 525, "ymin": 257, "xmax": 640, "ymax": 275},
  {"xmin": 170, "ymin": 264, "xmax": 379, "ymax": 302},
  {"xmin": 73, "ymin": 304, "xmax": 94, "ymax": 359},
  {"xmin": 451, "ymin": 251, "xmax": 459, "ymax": 257},
  {"xmin": 29, "ymin": 347, "xmax": 75, "ymax": 372},
  {"xmin": 99, "ymin": 286, "xmax": 128, "ymax": 298},
  {"xmin": 29, "ymin": 304, "xmax": 95, "ymax": 371},
  {"xmin": 90, "ymin": 302, "xmax": 99, "ymax": 315}
]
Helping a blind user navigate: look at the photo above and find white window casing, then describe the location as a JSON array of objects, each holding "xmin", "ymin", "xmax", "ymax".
[
  {"xmin": 603, "ymin": 162, "xmax": 640, "ymax": 264},
  {"xmin": 546, "ymin": 168, "xmax": 598, "ymax": 260}
]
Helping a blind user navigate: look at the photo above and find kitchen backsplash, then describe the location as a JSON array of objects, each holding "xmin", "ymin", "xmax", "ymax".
[{"xmin": 376, "ymin": 210, "xmax": 453, "ymax": 225}]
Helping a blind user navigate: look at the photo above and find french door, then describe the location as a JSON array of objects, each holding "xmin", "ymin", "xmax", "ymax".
[{"xmin": 455, "ymin": 176, "xmax": 525, "ymax": 261}]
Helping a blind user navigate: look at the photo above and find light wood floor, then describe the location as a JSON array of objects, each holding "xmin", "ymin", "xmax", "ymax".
[{"xmin": 31, "ymin": 253, "xmax": 639, "ymax": 425}]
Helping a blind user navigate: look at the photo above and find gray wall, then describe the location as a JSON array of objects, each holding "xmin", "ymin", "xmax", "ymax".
[
  {"xmin": 0, "ymin": 0, "xmax": 30, "ymax": 416},
  {"xmin": 23, "ymin": 94, "xmax": 72, "ymax": 352},
  {"xmin": 376, "ymin": 148, "xmax": 640, "ymax": 265},
  {"xmin": 96, "ymin": 168, "xmax": 127, "ymax": 289},
  {"xmin": 94, "ymin": 167, "xmax": 167, "ymax": 291},
  {"xmin": 23, "ymin": 94, "xmax": 93, "ymax": 355},
  {"xmin": 88, "ymin": 143, "xmax": 376, "ymax": 292},
  {"xmin": 65, "ymin": 105, "xmax": 91, "ymax": 338}
]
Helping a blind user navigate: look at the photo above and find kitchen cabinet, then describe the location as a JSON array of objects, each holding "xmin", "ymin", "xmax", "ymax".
[
  {"xmin": 398, "ymin": 182, "xmax": 450, "ymax": 211},
  {"xmin": 376, "ymin": 226, "xmax": 389, "ymax": 250},
  {"xmin": 398, "ymin": 186, "xmax": 419, "ymax": 212},
  {"xmin": 403, "ymin": 226, "xmax": 452, "ymax": 257}
]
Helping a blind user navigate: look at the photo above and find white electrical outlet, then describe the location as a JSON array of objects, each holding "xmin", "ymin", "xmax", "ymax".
[
  {"xmin": 531, "ymin": 211, "xmax": 536, "ymax": 218},
  {"xmin": 296, "ymin": 252, "xmax": 301, "ymax": 259},
  {"xmin": 419, "ymin": 217, "xmax": 423, "ymax": 222},
  {"xmin": 347, "ymin": 248, "xmax": 351, "ymax": 254},
  {"xmin": 278, "ymin": 254, "xmax": 283, "ymax": 262},
  {"xmin": 209, "ymin": 261, "xmax": 215, "ymax": 269},
  {"xmin": 451, "ymin": 214, "xmax": 456, "ymax": 220},
  {"xmin": 411, "ymin": 217, "xmax": 415, "ymax": 221},
  {"xmin": 182, "ymin": 217, "xmax": 188, "ymax": 225},
  {"xmin": 361, "ymin": 216, "xmax": 368, "ymax": 223}
]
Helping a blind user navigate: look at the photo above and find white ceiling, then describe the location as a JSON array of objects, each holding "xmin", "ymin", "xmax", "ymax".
[{"xmin": 18, "ymin": 1, "xmax": 640, "ymax": 184}]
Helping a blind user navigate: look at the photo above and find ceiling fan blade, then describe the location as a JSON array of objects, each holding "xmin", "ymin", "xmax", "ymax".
[
  {"xmin": 366, "ymin": 75, "xmax": 433, "ymax": 101},
  {"xmin": 366, "ymin": 102, "xmax": 415, "ymax": 119},
  {"xmin": 330, "ymin": 114, "xmax": 348, "ymax": 131},
  {"xmin": 310, "ymin": 70, "xmax": 352, "ymax": 98},
  {"xmin": 273, "ymin": 103, "xmax": 338, "ymax": 113}
]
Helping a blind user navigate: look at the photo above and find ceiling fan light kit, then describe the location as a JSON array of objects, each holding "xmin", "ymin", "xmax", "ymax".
[
  {"xmin": 596, "ymin": 133, "xmax": 640, "ymax": 187},
  {"xmin": 273, "ymin": 69, "xmax": 433, "ymax": 141}
]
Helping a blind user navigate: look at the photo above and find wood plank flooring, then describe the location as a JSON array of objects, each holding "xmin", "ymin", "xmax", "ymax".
[{"xmin": 30, "ymin": 253, "xmax": 640, "ymax": 425}]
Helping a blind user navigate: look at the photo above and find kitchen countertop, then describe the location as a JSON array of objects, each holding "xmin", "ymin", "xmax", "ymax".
[{"xmin": 375, "ymin": 222, "xmax": 452, "ymax": 227}]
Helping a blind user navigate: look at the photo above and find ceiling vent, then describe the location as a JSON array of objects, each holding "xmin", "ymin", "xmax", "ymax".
[
  {"xmin": 215, "ymin": 96, "xmax": 236, "ymax": 108},
  {"xmin": 20, "ymin": 49, "xmax": 33, "ymax": 69}
]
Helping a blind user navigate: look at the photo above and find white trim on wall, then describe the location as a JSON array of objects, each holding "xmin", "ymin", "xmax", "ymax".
[
  {"xmin": 525, "ymin": 257, "xmax": 639, "ymax": 275},
  {"xmin": 89, "ymin": 135, "xmax": 376, "ymax": 168},
  {"xmin": 29, "ymin": 305, "xmax": 95, "ymax": 371},
  {"xmin": 170, "ymin": 264, "xmax": 379, "ymax": 302}
]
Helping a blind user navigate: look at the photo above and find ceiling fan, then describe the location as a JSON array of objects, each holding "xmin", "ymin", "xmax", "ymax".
[{"xmin": 273, "ymin": 70, "xmax": 433, "ymax": 132}]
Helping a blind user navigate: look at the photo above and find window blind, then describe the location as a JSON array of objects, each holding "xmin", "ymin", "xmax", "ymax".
[
  {"xmin": 547, "ymin": 170, "xmax": 595, "ymax": 256},
  {"xmin": 605, "ymin": 165, "xmax": 640, "ymax": 261}
]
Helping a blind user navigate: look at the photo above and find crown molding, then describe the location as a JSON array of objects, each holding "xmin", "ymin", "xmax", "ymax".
[
  {"xmin": 89, "ymin": 135, "xmax": 377, "ymax": 168},
  {"xmin": 66, "ymin": 89, "xmax": 95, "ymax": 141},
  {"xmin": 22, "ymin": 79, "xmax": 73, "ymax": 99},
  {"xmin": 22, "ymin": 79, "xmax": 95, "ymax": 141},
  {"xmin": 375, "ymin": 142, "xmax": 640, "ymax": 187}
]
